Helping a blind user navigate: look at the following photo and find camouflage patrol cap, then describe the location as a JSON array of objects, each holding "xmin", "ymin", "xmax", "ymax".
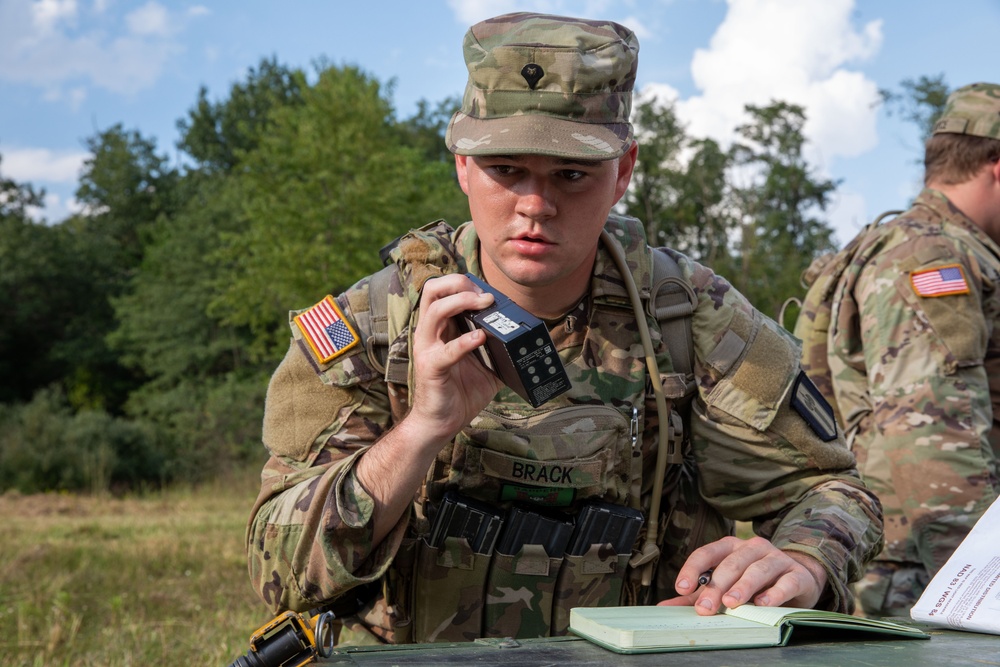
[
  {"xmin": 932, "ymin": 82, "xmax": 1000, "ymax": 140},
  {"xmin": 446, "ymin": 12, "xmax": 639, "ymax": 160}
]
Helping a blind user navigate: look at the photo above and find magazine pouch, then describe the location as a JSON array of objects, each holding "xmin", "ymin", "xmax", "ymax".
[
  {"xmin": 550, "ymin": 501, "xmax": 644, "ymax": 635},
  {"xmin": 551, "ymin": 546, "xmax": 629, "ymax": 636},
  {"xmin": 411, "ymin": 491, "xmax": 504, "ymax": 642},
  {"xmin": 483, "ymin": 544, "xmax": 562, "ymax": 638},
  {"xmin": 482, "ymin": 504, "xmax": 574, "ymax": 638},
  {"xmin": 411, "ymin": 536, "xmax": 491, "ymax": 643}
]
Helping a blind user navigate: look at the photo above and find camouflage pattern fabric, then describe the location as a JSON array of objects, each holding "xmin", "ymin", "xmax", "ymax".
[
  {"xmin": 246, "ymin": 213, "xmax": 883, "ymax": 644},
  {"xmin": 810, "ymin": 188, "xmax": 1000, "ymax": 616},
  {"xmin": 446, "ymin": 12, "xmax": 638, "ymax": 159},
  {"xmin": 794, "ymin": 209, "xmax": 902, "ymax": 426},
  {"xmin": 932, "ymin": 82, "xmax": 1000, "ymax": 139}
]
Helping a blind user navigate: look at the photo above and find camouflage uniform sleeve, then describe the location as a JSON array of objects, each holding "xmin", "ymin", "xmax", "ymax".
[
  {"xmin": 850, "ymin": 237, "xmax": 997, "ymax": 573},
  {"xmin": 246, "ymin": 292, "xmax": 408, "ymax": 614},
  {"xmin": 678, "ymin": 253, "xmax": 883, "ymax": 613}
]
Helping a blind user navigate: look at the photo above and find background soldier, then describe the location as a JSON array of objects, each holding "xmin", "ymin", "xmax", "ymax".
[{"xmin": 799, "ymin": 83, "xmax": 1000, "ymax": 616}]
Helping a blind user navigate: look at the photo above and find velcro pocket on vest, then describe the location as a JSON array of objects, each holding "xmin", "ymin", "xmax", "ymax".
[{"xmin": 705, "ymin": 312, "xmax": 800, "ymax": 432}]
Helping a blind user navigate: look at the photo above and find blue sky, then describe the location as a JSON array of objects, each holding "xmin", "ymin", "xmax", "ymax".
[{"xmin": 1, "ymin": 0, "xmax": 997, "ymax": 247}]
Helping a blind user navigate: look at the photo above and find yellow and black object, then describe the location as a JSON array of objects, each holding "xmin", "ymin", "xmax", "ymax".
[{"xmin": 227, "ymin": 609, "xmax": 335, "ymax": 667}]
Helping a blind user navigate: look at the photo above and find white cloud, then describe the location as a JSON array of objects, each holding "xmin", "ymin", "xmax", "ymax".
[
  {"xmin": 2, "ymin": 147, "xmax": 88, "ymax": 183},
  {"xmin": 826, "ymin": 189, "xmax": 869, "ymax": 246},
  {"xmin": 31, "ymin": 190, "xmax": 83, "ymax": 223},
  {"xmin": 641, "ymin": 82, "xmax": 680, "ymax": 106},
  {"xmin": 446, "ymin": 0, "xmax": 622, "ymax": 27},
  {"xmin": 1, "ymin": 147, "xmax": 86, "ymax": 223},
  {"xmin": 31, "ymin": 0, "xmax": 78, "ymax": 32},
  {"xmin": 0, "ymin": 0, "xmax": 189, "ymax": 97},
  {"xmin": 125, "ymin": 1, "xmax": 171, "ymax": 37},
  {"xmin": 67, "ymin": 85, "xmax": 87, "ymax": 109},
  {"xmin": 672, "ymin": 0, "xmax": 882, "ymax": 167},
  {"xmin": 448, "ymin": 0, "xmax": 539, "ymax": 26},
  {"xmin": 41, "ymin": 83, "xmax": 88, "ymax": 109},
  {"xmin": 616, "ymin": 14, "xmax": 651, "ymax": 41}
]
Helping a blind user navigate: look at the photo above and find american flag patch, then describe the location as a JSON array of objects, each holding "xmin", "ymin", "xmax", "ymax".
[
  {"xmin": 294, "ymin": 296, "xmax": 359, "ymax": 364},
  {"xmin": 910, "ymin": 265, "xmax": 970, "ymax": 297}
]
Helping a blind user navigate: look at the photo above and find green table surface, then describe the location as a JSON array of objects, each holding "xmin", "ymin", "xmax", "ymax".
[{"xmin": 316, "ymin": 623, "xmax": 999, "ymax": 666}]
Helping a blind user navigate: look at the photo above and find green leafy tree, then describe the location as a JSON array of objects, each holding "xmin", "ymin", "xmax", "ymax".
[
  {"xmin": 726, "ymin": 101, "xmax": 839, "ymax": 318},
  {"xmin": 49, "ymin": 126, "xmax": 183, "ymax": 411},
  {"xmin": 211, "ymin": 63, "xmax": 468, "ymax": 359},
  {"xmin": 0, "ymin": 158, "xmax": 44, "ymax": 217},
  {"xmin": 623, "ymin": 95, "xmax": 688, "ymax": 246},
  {"xmin": 0, "ymin": 161, "xmax": 62, "ymax": 403},
  {"xmin": 75, "ymin": 124, "xmax": 180, "ymax": 271},
  {"xmin": 109, "ymin": 177, "xmax": 251, "ymax": 387},
  {"xmin": 111, "ymin": 59, "xmax": 305, "ymax": 390},
  {"xmin": 0, "ymin": 156, "xmax": 126, "ymax": 409},
  {"xmin": 177, "ymin": 56, "xmax": 306, "ymax": 172},
  {"xmin": 622, "ymin": 96, "xmax": 732, "ymax": 267},
  {"xmin": 397, "ymin": 95, "xmax": 463, "ymax": 163},
  {"xmin": 108, "ymin": 172, "xmax": 269, "ymax": 478},
  {"xmin": 672, "ymin": 138, "xmax": 732, "ymax": 267},
  {"xmin": 881, "ymin": 74, "xmax": 951, "ymax": 144},
  {"xmin": 108, "ymin": 62, "xmax": 310, "ymax": 475}
]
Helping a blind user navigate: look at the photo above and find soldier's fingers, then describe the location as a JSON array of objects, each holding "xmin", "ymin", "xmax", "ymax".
[
  {"xmin": 674, "ymin": 539, "xmax": 728, "ymax": 593},
  {"xmin": 752, "ymin": 551, "xmax": 826, "ymax": 608},
  {"xmin": 673, "ymin": 536, "xmax": 758, "ymax": 598},
  {"xmin": 414, "ymin": 275, "xmax": 493, "ymax": 347},
  {"xmin": 718, "ymin": 549, "xmax": 795, "ymax": 610},
  {"xmin": 721, "ymin": 547, "xmax": 825, "ymax": 611},
  {"xmin": 685, "ymin": 537, "xmax": 783, "ymax": 615},
  {"xmin": 748, "ymin": 569, "xmax": 816, "ymax": 608}
]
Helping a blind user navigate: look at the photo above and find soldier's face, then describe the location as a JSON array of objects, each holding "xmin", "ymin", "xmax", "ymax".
[{"xmin": 454, "ymin": 144, "xmax": 636, "ymax": 297}]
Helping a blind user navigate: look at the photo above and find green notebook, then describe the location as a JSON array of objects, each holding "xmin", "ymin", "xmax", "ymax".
[{"xmin": 569, "ymin": 604, "xmax": 929, "ymax": 654}]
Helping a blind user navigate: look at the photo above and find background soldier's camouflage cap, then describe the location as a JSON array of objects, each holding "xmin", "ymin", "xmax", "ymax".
[
  {"xmin": 932, "ymin": 82, "xmax": 1000, "ymax": 140},
  {"xmin": 446, "ymin": 12, "xmax": 639, "ymax": 160}
]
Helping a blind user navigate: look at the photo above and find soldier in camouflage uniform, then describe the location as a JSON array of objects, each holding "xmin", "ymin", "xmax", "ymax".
[
  {"xmin": 246, "ymin": 12, "xmax": 883, "ymax": 645},
  {"xmin": 799, "ymin": 83, "xmax": 1000, "ymax": 616}
]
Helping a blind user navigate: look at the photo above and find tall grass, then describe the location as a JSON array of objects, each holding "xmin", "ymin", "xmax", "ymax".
[{"xmin": 0, "ymin": 468, "xmax": 274, "ymax": 666}]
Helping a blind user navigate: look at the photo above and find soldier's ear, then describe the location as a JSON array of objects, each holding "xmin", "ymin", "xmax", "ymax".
[
  {"xmin": 613, "ymin": 141, "xmax": 639, "ymax": 203},
  {"xmin": 455, "ymin": 154, "xmax": 472, "ymax": 196}
]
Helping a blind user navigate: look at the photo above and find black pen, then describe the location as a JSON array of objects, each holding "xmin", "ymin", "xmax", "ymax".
[{"xmin": 697, "ymin": 569, "xmax": 713, "ymax": 586}]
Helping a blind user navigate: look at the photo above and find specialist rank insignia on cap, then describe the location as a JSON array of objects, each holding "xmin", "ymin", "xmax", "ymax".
[
  {"xmin": 910, "ymin": 264, "xmax": 970, "ymax": 297},
  {"xmin": 294, "ymin": 296, "xmax": 359, "ymax": 364}
]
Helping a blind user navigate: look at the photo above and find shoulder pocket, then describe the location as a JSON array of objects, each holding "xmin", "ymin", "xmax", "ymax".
[
  {"xmin": 893, "ymin": 247, "xmax": 986, "ymax": 367},
  {"xmin": 262, "ymin": 342, "xmax": 361, "ymax": 462},
  {"xmin": 705, "ymin": 312, "xmax": 800, "ymax": 432}
]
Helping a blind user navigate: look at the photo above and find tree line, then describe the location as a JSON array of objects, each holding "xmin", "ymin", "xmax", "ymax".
[{"xmin": 0, "ymin": 58, "xmax": 947, "ymax": 494}]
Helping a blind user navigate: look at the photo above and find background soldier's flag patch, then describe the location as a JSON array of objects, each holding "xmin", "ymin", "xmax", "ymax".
[
  {"xmin": 294, "ymin": 296, "xmax": 359, "ymax": 363},
  {"xmin": 910, "ymin": 264, "xmax": 970, "ymax": 297}
]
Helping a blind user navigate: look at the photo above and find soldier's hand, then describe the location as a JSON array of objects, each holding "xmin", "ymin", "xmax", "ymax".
[
  {"xmin": 657, "ymin": 536, "xmax": 828, "ymax": 614},
  {"xmin": 408, "ymin": 273, "xmax": 504, "ymax": 443},
  {"xmin": 356, "ymin": 274, "xmax": 504, "ymax": 547}
]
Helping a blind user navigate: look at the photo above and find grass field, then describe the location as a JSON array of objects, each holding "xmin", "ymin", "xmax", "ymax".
[
  {"xmin": 0, "ymin": 467, "xmax": 762, "ymax": 666},
  {"xmin": 0, "ymin": 468, "xmax": 275, "ymax": 666}
]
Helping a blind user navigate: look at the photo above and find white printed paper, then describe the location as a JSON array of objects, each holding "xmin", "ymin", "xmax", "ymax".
[{"xmin": 910, "ymin": 496, "xmax": 1000, "ymax": 634}]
